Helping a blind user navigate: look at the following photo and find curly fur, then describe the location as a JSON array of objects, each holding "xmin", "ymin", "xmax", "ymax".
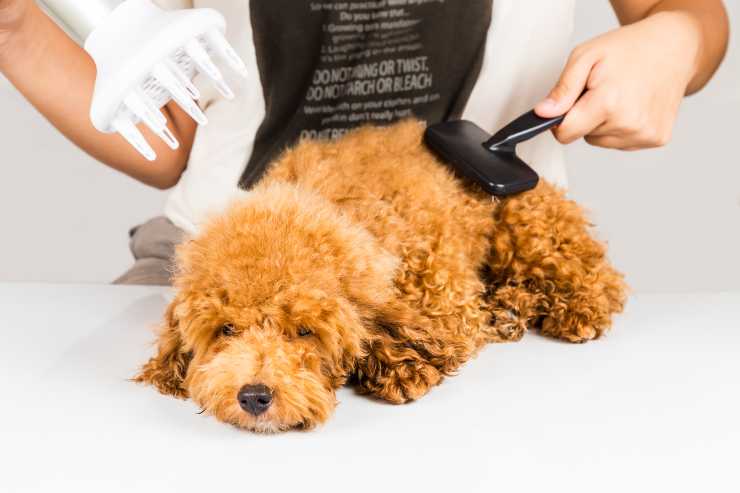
[{"xmin": 135, "ymin": 120, "xmax": 627, "ymax": 432}]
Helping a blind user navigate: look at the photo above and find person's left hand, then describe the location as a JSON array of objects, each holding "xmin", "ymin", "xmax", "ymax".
[{"xmin": 535, "ymin": 11, "xmax": 702, "ymax": 150}]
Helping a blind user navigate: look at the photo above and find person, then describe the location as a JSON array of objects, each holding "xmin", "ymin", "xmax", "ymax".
[{"xmin": 0, "ymin": 0, "xmax": 729, "ymax": 285}]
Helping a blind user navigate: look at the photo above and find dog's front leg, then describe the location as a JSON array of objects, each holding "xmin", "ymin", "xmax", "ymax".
[
  {"xmin": 353, "ymin": 302, "xmax": 455, "ymax": 404},
  {"xmin": 354, "ymin": 330, "xmax": 443, "ymax": 404}
]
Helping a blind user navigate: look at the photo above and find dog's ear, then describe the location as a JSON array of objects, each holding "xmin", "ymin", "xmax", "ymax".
[{"xmin": 134, "ymin": 299, "xmax": 192, "ymax": 398}]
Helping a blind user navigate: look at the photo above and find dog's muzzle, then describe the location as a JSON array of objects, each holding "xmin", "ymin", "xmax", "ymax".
[{"xmin": 237, "ymin": 384, "xmax": 273, "ymax": 416}]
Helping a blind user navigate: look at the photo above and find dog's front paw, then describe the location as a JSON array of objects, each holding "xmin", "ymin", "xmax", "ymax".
[
  {"xmin": 357, "ymin": 359, "xmax": 442, "ymax": 404},
  {"xmin": 540, "ymin": 316, "xmax": 603, "ymax": 343}
]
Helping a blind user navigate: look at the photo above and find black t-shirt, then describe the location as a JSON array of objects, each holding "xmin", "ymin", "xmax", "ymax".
[{"xmin": 240, "ymin": 0, "xmax": 492, "ymax": 188}]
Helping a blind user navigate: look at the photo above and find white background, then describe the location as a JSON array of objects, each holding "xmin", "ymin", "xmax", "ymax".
[
  {"xmin": 0, "ymin": 2, "xmax": 738, "ymax": 291},
  {"xmin": 2, "ymin": 284, "xmax": 739, "ymax": 493}
]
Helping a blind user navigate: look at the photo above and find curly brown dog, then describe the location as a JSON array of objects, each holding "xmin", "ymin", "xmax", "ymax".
[{"xmin": 135, "ymin": 120, "xmax": 627, "ymax": 433}]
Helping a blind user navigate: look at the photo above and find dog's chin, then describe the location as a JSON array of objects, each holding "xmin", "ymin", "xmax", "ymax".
[
  {"xmin": 216, "ymin": 404, "xmax": 326, "ymax": 434},
  {"xmin": 194, "ymin": 390, "xmax": 336, "ymax": 434},
  {"xmin": 234, "ymin": 416, "xmax": 316, "ymax": 434}
]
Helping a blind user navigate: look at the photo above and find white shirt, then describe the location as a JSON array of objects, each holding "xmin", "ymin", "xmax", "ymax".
[{"xmin": 156, "ymin": 0, "xmax": 575, "ymax": 234}]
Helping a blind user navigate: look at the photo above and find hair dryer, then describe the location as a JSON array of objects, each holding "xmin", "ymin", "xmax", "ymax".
[{"xmin": 38, "ymin": 0, "xmax": 248, "ymax": 160}]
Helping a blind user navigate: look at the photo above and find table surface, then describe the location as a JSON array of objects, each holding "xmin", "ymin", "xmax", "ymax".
[{"xmin": 1, "ymin": 283, "xmax": 738, "ymax": 493}]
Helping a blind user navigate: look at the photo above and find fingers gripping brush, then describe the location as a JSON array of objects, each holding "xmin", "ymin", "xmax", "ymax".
[
  {"xmin": 424, "ymin": 109, "xmax": 568, "ymax": 196},
  {"xmin": 40, "ymin": 0, "xmax": 248, "ymax": 160}
]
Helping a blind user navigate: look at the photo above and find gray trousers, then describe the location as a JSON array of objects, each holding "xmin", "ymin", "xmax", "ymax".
[{"xmin": 113, "ymin": 217, "xmax": 184, "ymax": 286}]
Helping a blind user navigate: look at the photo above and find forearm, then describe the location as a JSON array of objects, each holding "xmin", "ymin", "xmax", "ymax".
[
  {"xmin": 0, "ymin": 3, "xmax": 194, "ymax": 188},
  {"xmin": 610, "ymin": 0, "xmax": 729, "ymax": 94}
]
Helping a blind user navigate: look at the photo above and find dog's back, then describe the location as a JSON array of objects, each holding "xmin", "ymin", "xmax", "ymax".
[{"xmin": 261, "ymin": 120, "xmax": 497, "ymax": 354}]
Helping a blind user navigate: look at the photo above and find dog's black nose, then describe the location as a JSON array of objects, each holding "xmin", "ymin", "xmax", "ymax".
[{"xmin": 237, "ymin": 384, "xmax": 273, "ymax": 416}]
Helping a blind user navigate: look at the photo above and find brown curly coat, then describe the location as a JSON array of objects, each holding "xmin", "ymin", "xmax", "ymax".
[{"xmin": 136, "ymin": 120, "xmax": 627, "ymax": 432}]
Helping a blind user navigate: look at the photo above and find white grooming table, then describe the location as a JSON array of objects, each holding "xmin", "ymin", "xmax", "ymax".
[{"xmin": 1, "ymin": 283, "xmax": 738, "ymax": 493}]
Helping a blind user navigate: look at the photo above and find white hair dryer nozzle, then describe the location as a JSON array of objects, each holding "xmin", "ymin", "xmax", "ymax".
[{"xmin": 41, "ymin": 0, "xmax": 248, "ymax": 161}]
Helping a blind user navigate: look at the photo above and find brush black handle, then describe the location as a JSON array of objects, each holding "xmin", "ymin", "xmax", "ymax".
[{"xmin": 484, "ymin": 110, "xmax": 565, "ymax": 151}]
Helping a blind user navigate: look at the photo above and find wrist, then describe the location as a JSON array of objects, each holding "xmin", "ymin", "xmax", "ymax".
[
  {"xmin": 0, "ymin": 0, "xmax": 28, "ymax": 42},
  {"xmin": 0, "ymin": 3, "xmax": 45, "ymax": 69},
  {"xmin": 645, "ymin": 10, "xmax": 704, "ymax": 91}
]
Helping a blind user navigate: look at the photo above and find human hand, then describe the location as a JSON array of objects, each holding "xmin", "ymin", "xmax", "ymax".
[{"xmin": 535, "ymin": 11, "xmax": 702, "ymax": 150}]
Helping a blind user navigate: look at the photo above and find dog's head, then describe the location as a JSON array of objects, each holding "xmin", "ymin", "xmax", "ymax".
[{"xmin": 136, "ymin": 183, "xmax": 403, "ymax": 432}]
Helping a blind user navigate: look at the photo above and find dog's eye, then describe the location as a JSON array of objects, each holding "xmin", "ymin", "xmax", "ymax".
[
  {"xmin": 220, "ymin": 324, "xmax": 236, "ymax": 337},
  {"xmin": 297, "ymin": 326, "xmax": 313, "ymax": 337}
]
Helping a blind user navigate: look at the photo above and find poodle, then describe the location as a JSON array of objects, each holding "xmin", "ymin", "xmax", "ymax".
[{"xmin": 135, "ymin": 120, "xmax": 627, "ymax": 433}]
